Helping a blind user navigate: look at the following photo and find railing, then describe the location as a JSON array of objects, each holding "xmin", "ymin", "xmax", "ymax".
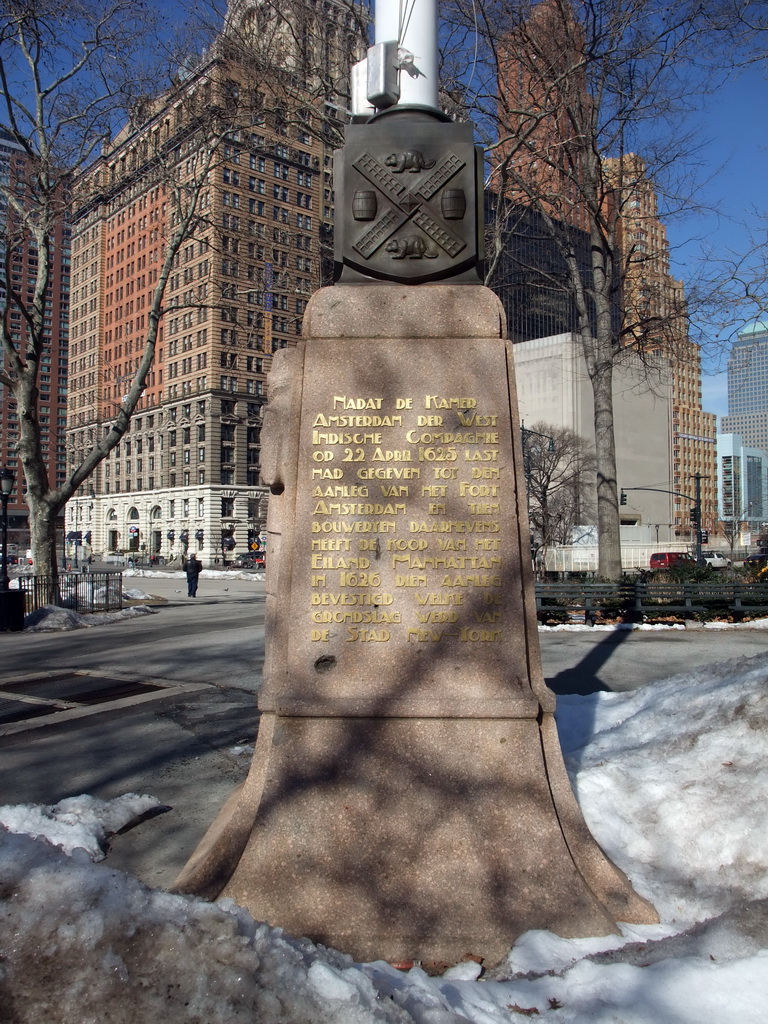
[
  {"xmin": 17, "ymin": 572, "xmax": 124, "ymax": 616},
  {"xmin": 535, "ymin": 579, "xmax": 768, "ymax": 625}
]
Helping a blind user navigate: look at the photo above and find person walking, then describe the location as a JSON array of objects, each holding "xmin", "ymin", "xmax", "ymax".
[{"xmin": 184, "ymin": 553, "xmax": 203, "ymax": 597}]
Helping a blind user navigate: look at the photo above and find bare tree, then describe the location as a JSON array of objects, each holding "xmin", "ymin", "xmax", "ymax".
[
  {"xmin": 1, "ymin": 0, "xmax": 367, "ymax": 578},
  {"xmin": 441, "ymin": 0, "xmax": 744, "ymax": 577},
  {"xmin": 522, "ymin": 421, "xmax": 596, "ymax": 565}
]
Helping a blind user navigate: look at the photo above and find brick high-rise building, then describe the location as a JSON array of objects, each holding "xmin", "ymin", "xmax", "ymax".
[
  {"xmin": 66, "ymin": 0, "xmax": 366, "ymax": 565},
  {"xmin": 0, "ymin": 130, "xmax": 69, "ymax": 558},
  {"xmin": 495, "ymin": 0, "xmax": 593, "ymax": 234},
  {"xmin": 605, "ymin": 154, "xmax": 717, "ymax": 538}
]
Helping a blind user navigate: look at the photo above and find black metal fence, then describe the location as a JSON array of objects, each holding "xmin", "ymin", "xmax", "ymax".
[
  {"xmin": 536, "ymin": 579, "xmax": 768, "ymax": 625},
  {"xmin": 17, "ymin": 572, "xmax": 124, "ymax": 616}
]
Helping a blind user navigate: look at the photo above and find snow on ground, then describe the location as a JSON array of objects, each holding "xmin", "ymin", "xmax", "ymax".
[
  {"xmin": 23, "ymin": 603, "xmax": 157, "ymax": 631},
  {"xmin": 2, "ymin": 653, "xmax": 768, "ymax": 1021},
  {"xmin": 123, "ymin": 567, "xmax": 265, "ymax": 581},
  {"xmin": 0, "ymin": 794, "xmax": 165, "ymax": 862}
]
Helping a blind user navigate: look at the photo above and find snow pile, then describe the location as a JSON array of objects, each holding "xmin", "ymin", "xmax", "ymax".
[
  {"xmin": 540, "ymin": 618, "xmax": 768, "ymax": 632},
  {"xmin": 0, "ymin": 831, "xmax": 407, "ymax": 1024},
  {"xmin": 556, "ymin": 656, "xmax": 768, "ymax": 925},
  {"xmin": 123, "ymin": 567, "xmax": 265, "ymax": 581},
  {"xmin": 24, "ymin": 604, "xmax": 157, "ymax": 631},
  {"xmin": 2, "ymin": 654, "xmax": 768, "ymax": 1022},
  {"xmin": 0, "ymin": 794, "xmax": 165, "ymax": 861}
]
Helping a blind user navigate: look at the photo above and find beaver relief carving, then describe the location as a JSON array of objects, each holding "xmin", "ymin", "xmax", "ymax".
[
  {"xmin": 385, "ymin": 151, "xmax": 436, "ymax": 173},
  {"xmin": 386, "ymin": 236, "xmax": 438, "ymax": 260}
]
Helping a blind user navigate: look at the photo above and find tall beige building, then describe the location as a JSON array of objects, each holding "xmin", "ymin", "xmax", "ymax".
[
  {"xmin": 66, "ymin": 0, "xmax": 367, "ymax": 565},
  {"xmin": 605, "ymin": 154, "xmax": 717, "ymax": 537}
]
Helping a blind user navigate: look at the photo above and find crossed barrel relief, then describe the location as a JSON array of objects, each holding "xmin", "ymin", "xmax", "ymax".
[{"xmin": 351, "ymin": 150, "xmax": 467, "ymax": 262}]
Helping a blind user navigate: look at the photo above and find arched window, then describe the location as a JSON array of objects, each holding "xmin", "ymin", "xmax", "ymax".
[{"xmin": 127, "ymin": 507, "xmax": 140, "ymax": 521}]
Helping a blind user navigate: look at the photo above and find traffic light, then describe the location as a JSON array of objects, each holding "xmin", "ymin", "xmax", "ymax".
[
  {"xmin": 620, "ymin": 490, "xmax": 627, "ymax": 505},
  {"xmin": 689, "ymin": 506, "xmax": 701, "ymax": 527}
]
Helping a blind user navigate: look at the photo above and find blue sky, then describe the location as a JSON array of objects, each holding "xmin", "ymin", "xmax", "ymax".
[
  {"xmin": 665, "ymin": 62, "xmax": 767, "ymax": 424},
  {"xmin": 159, "ymin": 2, "xmax": 764, "ymax": 424}
]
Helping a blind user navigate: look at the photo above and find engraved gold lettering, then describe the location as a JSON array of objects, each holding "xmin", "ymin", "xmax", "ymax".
[
  {"xmin": 422, "ymin": 485, "xmax": 447, "ymax": 496},
  {"xmin": 459, "ymin": 483, "xmax": 499, "ymax": 497},
  {"xmin": 339, "ymin": 571, "xmax": 382, "ymax": 587},
  {"xmin": 311, "ymin": 538, "xmax": 352, "ymax": 551},
  {"xmin": 465, "ymin": 449, "xmax": 499, "ymax": 462},
  {"xmin": 346, "ymin": 627, "xmax": 390, "ymax": 642},
  {"xmin": 459, "ymin": 628, "xmax": 502, "ymax": 641},
  {"xmin": 380, "ymin": 485, "xmax": 408, "ymax": 496},
  {"xmin": 310, "ymin": 592, "xmax": 394, "ymax": 605},
  {"xmin": 313, "ymin": 502, "xmax": 406, "ymax": 515},
  {"xmin": 437, "ymin": 538, "xmax": 466, "ymax": 550},
  {"xmin": 424, "ymin": 396, "xmax": 477, "ymax": 410},
  {"xmin": 311, "ymin": 555, "xmax": 371, "ymax": 569},
  {"xmin": 442, "ymin": 574, "xmax": 502, "ymax": 586},
  {"xmin": 396, "ymin": 574, "xmax": 427, "ymax": 587},
  {"xmin": 457, "ymin": 411, "xmax": 498, "ymax": 427},
  {"xmin": 415, "ymin": 593, "xmax": 465, "ymax": 605},
  {"xmin": 468, "ymin": 502, "xmax": 500, "ymax": 515},
  {"xmin": 410, "ymin": 432, "xmax": 497, "ymax": 446},
  {"xmin": 416, "ymin": 610, "xmax": 459, "ymax": 623},
  {"xmin": 312, "ymin": 485, "xmax": 369, "ymax": 498},
  {"xmin": 409, "ymin": 521, "xmax": 500, "ymax": 533},
  {"xmin": 392, "ymin": 555, "xmax": 502, "ymax": 570},
  {"xmin": 313, "ymin": 413, "xmax": 402, "ymax": 427},
  {"xmin": 372, "ymin": 448, "xmax": 412, "ymax": 462},
  {"xmin": 311, "ymin": 521, "xmax": 397, "ymax": 533},
  {"xmin": 471, "ymin": 466, "xmax": 500, "ymax": 479},
  {"xmin": 311, "ymin": 467, "xmax": 344, "ymax": 479},
  {"xmin": 312, "ymin": 431, "xmax": 382, "ymax": 445},
  {"xmin": 407, "ymin": 628, "xmax": 445, "ymax": 641},
  {"xmin": 332, "ymin": 395, "xmax": 384, "ymax": 409},
  {"xmin": 312, "ymin": 610, "xmax": 401, "ymax": 624},
  {"xmin": 357, "ymin": 467, "xmax": 421, "ymax": 480},
  {"xmin": 475, "ymin": 611, "xmax": 502, "ymax": 622},
  {"xmin": 311, "ymin": 629, "xmax": 330, "ymax": 641}
]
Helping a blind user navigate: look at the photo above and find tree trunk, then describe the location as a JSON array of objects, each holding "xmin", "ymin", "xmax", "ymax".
[{"xmin": 27, "ymin": 494, "xmax": 60, "ymax": 581}]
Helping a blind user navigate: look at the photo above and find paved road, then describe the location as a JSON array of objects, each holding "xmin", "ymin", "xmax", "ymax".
[
  {"xmin": 539, "ymin": 626, "xmax": 768, "ymax": 695},
  {"xmin": 1, "ymin": 573, "xmax": 765, "ymax": 889},
  {"xmin": 3, "ymin": 571, "xmax": 266, "ymax": 690}
]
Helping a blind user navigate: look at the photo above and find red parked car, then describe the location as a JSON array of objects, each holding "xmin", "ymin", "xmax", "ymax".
[{"xmin": 649, "ymin": 551, "xmax": 696, "ymax": 570}]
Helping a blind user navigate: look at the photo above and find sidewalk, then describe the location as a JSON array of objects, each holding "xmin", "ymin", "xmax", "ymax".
[{"xmin": 0, "ymin": 575, "xmax": 265, "ymax": 889}]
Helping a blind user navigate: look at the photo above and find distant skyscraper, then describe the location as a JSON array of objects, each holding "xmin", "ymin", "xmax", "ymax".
[
  {"xmin": 604, "ymin": 154, "xmax": 717, "ymax": 538},
  {"xmin": 722, "ymin": 322, "xmax": 768, "ymax": 458},
  {"xmin": 716, "ymin": 432, "xmax": 766, "ymax": 527}
]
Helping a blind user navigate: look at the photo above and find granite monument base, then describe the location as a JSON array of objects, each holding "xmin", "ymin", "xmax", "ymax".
[{"xmin": 173, "ymin": 285, "xmax": 657, "ymax": 964}]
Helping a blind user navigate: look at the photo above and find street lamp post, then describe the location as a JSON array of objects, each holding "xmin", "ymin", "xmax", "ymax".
[{"xmin": 0, "ymin": 467, "xmax": 24, "ymax": 631}]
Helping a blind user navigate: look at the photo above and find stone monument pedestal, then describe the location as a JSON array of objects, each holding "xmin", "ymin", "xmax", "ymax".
[{"xmin": 173, "ymin": 285, "xmax": 656, "ymax": 965}]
